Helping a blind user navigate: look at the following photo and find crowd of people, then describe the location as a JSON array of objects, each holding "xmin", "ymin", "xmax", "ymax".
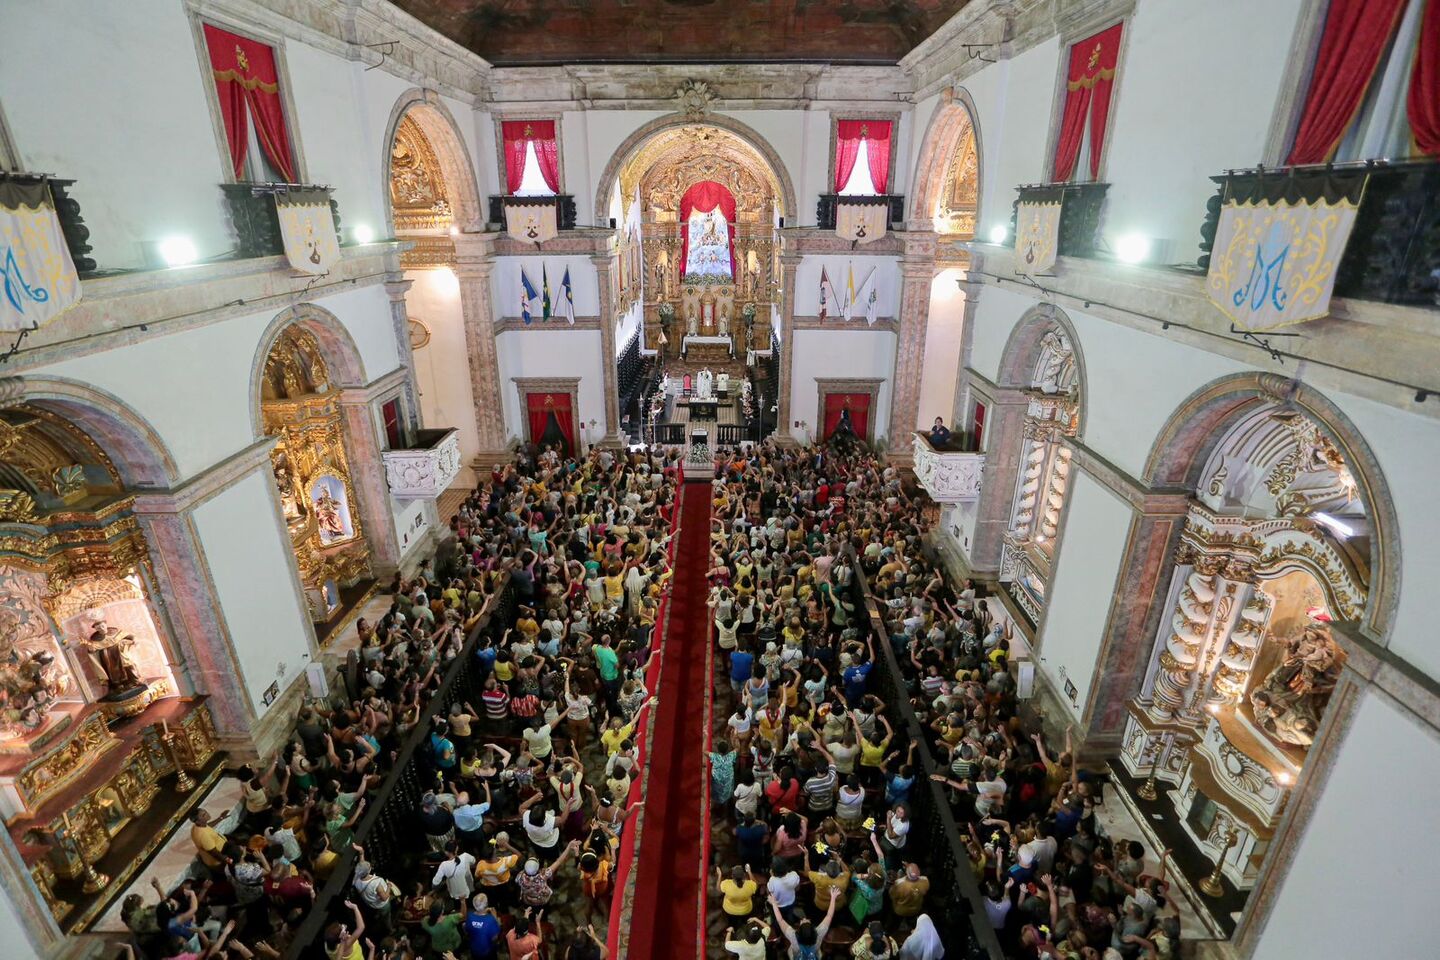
[
  {"xmin": 704, "ymin": 438, "xmax": 1184, "ymax": 960},
  {"xmin": 119, "ymin": 443, "xmax": 683, "ymax": 960}
]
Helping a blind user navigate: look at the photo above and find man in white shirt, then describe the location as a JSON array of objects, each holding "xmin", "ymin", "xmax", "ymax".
[{"xmin": 432, "ymin": 843, "xmax": 477, "ymax": 901}]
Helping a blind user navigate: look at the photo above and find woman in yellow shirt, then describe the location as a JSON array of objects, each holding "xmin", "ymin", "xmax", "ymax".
[{"xmin": 715, "ymin": 864, "xmax": 759, "ymax": 917}]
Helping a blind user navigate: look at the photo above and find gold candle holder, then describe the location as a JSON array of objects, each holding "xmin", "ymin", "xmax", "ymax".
[
  {"xmin": 1137, "ymin": 733, "xmax": 1162, "ymax": 801},
  {"xmin": 163, "ymin": 729, "xmax": 196, "ymax": 793},
  {"xmin": 60, "ymin": 812, "xmax": 110, "ymax": 894},
  {"xmin": 1198, "ymin": 825, "xmax": 1240, "ymax": 898}
]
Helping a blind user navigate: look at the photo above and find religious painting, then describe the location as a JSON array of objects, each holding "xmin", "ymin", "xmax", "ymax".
[
  {"xmin": 684, "ymin": 208, "xmax": 732, "ymax": 278},
  {"xmin": 309, "ymin": 475, "xmax": 355, "ymax": 545}
]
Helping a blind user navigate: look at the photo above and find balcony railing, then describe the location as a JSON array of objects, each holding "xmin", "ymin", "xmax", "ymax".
[
  {"xmin": 488, "ymin": 194, "xmax": 578, "ymax": 231},
  {"xmin": 1197, "ymin": 159, "xmax": 1440, "ymax": 307},
  {"xmin": 816, "ymin": 193, "xmax": 905, "ymax": 231},
  {"xmin": 221, "ymin": 182, "xmax": 341, "ymax": 260},
  {"xmin": 381, "ymin": 428, "xmax": 462, "ymax": 500},
  {"xmin": 1008, "ymin": 181, "xmax": 1109, "ymax": 260},
  {"xmin": 912, "ymin": 432, "xmax": 985, "ymax": 503},
  {"xmin": 1, "ymin": 172, "xmax": 98, "ymax": 276}
]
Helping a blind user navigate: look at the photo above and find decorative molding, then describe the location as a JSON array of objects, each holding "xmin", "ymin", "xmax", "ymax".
[
  {"xmin": 493, "ymin": 317, "xmax": 601, "ymax": 333},
  {"xmin": 792, "ymin": 315, "xmax": 898, "ymax": 332},
  {"xmin": 492, "ymin": 229, "xmax": 611, "ymax": 256},
  {"xmin": 785, "ymin": 227, "xmax": 907, "ymax": 256},
  {"xmin": 382, "ymin": 428, "xmax": 462, "ymax": 501},
  {"xmin": 912, "ymin": 433, "xmax": 985, "ymax": 502}
]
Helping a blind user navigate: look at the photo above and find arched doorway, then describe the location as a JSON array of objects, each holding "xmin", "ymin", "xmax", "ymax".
[
  {"xmin": 1108, "ymin": 378, "xmax": 1393, "ymax": 945},
  {"xmin": 383, "ymin": 92, "xmax": 500, "ymax": 470},
  {"xmin": 257, "ymin": 323, "xmax": 375, "ymax": 642},
  {"xmin": 601, "ymin": 118, "xmax": 790, "ymax": 446},
  {"xmin": 911, "ymin": 89, "xmax": 982, "ymax": 238}
]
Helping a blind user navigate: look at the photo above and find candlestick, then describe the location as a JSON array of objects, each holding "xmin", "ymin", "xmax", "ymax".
[
  {"xmin": 1198, "ymin": 825, "xmax": 1240, "ymax": 898},
  {"xmin": 1137, "ymin": 733, "xmax": 1162, "ymax": 801},
  {"xmin": 163, "ymin": 730, "xmax": 196, "ymax": 793},
  {"xmin": 59, "ymin": 810, "xmax": 110, "ymax": 894}
]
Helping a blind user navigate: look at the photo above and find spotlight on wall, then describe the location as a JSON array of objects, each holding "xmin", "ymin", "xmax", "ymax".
[
  {"xmin": 987, "ymin": 224, "xmax": 1008, "ymax": 245},
  {"xmin": 1276, "ymin": 770, "xmax": 1294, "ymax": 787},
  {"xmin": 449, "ymin": 225, "xmax": 460, "ymax": 237},
  {"xmin": 1312, "ymin": 512, "xmax": 1355, "ymax": 539},
  {"xmin": 159, "ymin": 236, "xmax": 198, "ymax": 267},
  {"xmin": 434, "ymin": 266, "xmax": 460, "ymax": 297},
  {"xmin": 1115, "ymin": 232, "xmax": 1151, "ymax": 264},
  {"xmin": 353, "ymin": 224, "xmax": 375, "ymax": 245}
]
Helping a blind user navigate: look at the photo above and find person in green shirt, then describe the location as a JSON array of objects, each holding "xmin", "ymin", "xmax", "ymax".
[
  {"xmin": 422, "ymin": 902, "xmax": 463, "ymax": 953},
  {"xmin": 594, "ymin": 635, "xmax": 621, "ymax": 712}
]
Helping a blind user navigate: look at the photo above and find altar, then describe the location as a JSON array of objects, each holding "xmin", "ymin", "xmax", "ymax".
[{"xmin": 681, "ymin": 333, "xmax": 734, "ymax": 360}]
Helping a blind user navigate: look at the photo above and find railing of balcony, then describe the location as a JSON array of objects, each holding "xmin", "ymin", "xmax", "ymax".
[
  {"xmin": 816, "ymin": 193, "xmax": 906, "ymax": 231},
  {"xmin": 1007, "ymin": 181, "xmax": 1109, "ymax": 260},
  {"xmin": 1196, "ymin": 159, "xmax": 1440, "ymax": 307},
  {"xmin": 221, "ymin": 182, "xmax": 341, "ymax": 261},
  {"xmin": 488, "ymin": 194, "xmax": 579, "ymax": 231},
  {"xmin": 1, "ymin": 172, "xmax": 98, "ymax": 276}
]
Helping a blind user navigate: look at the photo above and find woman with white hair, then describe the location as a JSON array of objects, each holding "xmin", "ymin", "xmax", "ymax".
[{"xmin": 899, "ymin": 913, "xmax": 944, "ymax": 960}]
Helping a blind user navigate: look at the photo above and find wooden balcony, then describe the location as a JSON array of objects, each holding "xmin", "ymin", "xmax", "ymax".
[
  {"xmin": 816, "ymin": 193, "xmax": 905, "ymax": 231},
  {"xmin": 1007, "ymin": 181, "xmax": 1109, "ymax": 259},
  {"xmin": 488, "ymin": 194, "xmax": 578, "ymax": 231},
  {"xmin": 220, "ymin": 182, "xmax": 341, "ymax": 260}
]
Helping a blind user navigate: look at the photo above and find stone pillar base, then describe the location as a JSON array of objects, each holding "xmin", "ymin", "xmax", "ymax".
[
  {"xmin": 598, "ymin": 431, "xmax": 628, "ymax": 449},
  {"xmin": 471, "ymin": 449, "xmax": 515, "ymax": 473}
]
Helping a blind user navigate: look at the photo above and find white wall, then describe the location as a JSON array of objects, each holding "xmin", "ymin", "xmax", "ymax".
[
  {"xmin": 1035, "ymin": 469, "xmax": 1133, "ymax": 719},
  {"xmin": 1255, "ymin": 691, "xmax": 1439, "ymax": 960},
  {"xmin": 495, "ymin": 328, "xmax": 607, "ymax": 446},
  {"xmin": 788, "ymin": 328, "xmax": 895, "ymax": 445},
  {"xmin": 491, "ymin": 255, "xmax": 599, "ymax": 319},
  {"xmin": 916, "ymin": 270, "xmax": 967, "ymax": 431},
  {"xmin": 793, "ymin": 255, "xmax": 901, "ymax": 318},
  {"xmin": 0, "ymin": 890, "xmax": 40, "ymax": 960},
  {"xmin": 191, "ymin": 471, "xmax": 315, "ymax": 716},
  {"xmin": 407, "ymin": 268, "xmax": 482, "ymax": 466}
]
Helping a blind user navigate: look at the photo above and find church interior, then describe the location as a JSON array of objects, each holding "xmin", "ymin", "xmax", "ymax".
[{"xmin": 0, "ymin": 1, "xmax": 1437, "ymax": 959}]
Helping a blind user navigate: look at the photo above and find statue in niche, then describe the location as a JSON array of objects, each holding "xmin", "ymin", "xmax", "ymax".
[
  {"xmin": 272, "ymin": 454, "xmax": 306, "ymax": 528},
  {"xmin": 0, "ymin": 610, "xmax": 69, "ymax": 734},
  {"xmin": 686, "ymin": 305, "xmax": 699, "ymax": 337},
  {"xmin": 78, "ymin": 619, "xmax": 146, "ymax": 699},
  {"xmin": 1249, "ymin": 624, "xmax": 1344, "ymax": 747},
  {"xmin": 718, "ymin": 306, "xmax": 730, "ymax": 338}
]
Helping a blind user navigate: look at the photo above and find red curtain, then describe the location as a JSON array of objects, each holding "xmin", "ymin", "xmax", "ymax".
[
  {"xmin": 835, "ymin": 120, "xmax": 892, "ymax": 192},
  {"xmin": 1287, "ymin": 0, "xmax": 1408, "ymax": 164},
  {"xmin": 1408, "ymin": 0, "xmax": 1440, "ymax": 157},
  {"xmin": 202, "ymin": 23, "xmax": 296, "ymax": 182},
  {"xmin": 971, "ymin": 401, "xmax": 987, "ymax": 451},
  {"xmin": 678, "ymin": 180, "xmax": 737, "ymax": 277},
  {"xmin": 501, "ymin": 120, "xmax": 559, "ymax": 194},
  {"xmin": 526, "ymin": 392, "xmax": 575, "ymax": 456},
  {"xmin": 1052, "ymin": 23, "xmax": 1124, "ymax": 182},
  {"xmin": 823, "ymin": 393, "xmax": 871, "ymax": 442}
]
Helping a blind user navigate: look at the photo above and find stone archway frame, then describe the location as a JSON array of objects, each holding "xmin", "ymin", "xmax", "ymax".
[
  {"xmin": 994, "ymin": 302, "xmax": 1089, "ymax": 431},
  {"xmin": 592, "ymin": 112, "xmax": 800, "ymax": 226},
  {"xmin": 514, "ymin": 377, "xmax": 584, "ymax": 451},
  {"xmin": 250, "ymin": 303, "xmax": 371, "ymax": 439},
  {"xmin": 909, "ymin": 86, "xmax": 984, "ymax": 233},
  {"xmin": 381, "ymin": 89, "xmax": 486, "ymax": 235},
  {"xmin": 815, "ymin": 378, "xmax": 883, "ymax": 444}
]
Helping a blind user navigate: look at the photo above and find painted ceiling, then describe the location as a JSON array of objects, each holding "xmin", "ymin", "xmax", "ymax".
[{"xmin": 389, "ymin": 0, "xmax": 973, "ymax": 65}]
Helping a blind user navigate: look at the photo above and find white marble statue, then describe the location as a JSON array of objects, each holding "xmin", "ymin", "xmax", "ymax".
[
  {"xmin": 718, "ymin": 308, "xmax": 730, "ymax": 337},
  {"xmin": 686, "ymin": 307, "xmax": 699, "ymax": 337}
]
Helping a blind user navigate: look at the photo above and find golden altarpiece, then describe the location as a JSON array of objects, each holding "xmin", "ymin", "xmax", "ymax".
[
  {"xmin": 617, "ymin": 126, "xmax": 781, "ymax": 372},
  {"xmin": 0, "ymin": 407, "xmax": 217, "ymax": 931},
  {"xmin": 262, "ymin": 327, "xmax": 373, "ymax": 633},
  {"xmin": 390, "ymin": 113, "xmax": 455, "ymax": 270}
]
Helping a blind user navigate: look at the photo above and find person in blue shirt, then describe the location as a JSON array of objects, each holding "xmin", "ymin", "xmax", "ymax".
[
  {"xmin": 463, "ymin": 893, "xmax": 502, "ymax": 959},
  {"xmin": 729, "ymin": 644, "xmax": 755, "ymax": 696},
  {"xmin": 928, "ymin": 416, "xmax": 953, "ymax": 448},
  {"xmin": 842, "ymin": 657, "xmax": 873, "ymax": 708}
]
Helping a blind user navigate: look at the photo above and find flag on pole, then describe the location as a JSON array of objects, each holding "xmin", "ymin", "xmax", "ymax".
[
  {"xmin": 541, "ymin": 263, "xmax": 552, "ymax": 320},
  {"xmin": 819, "ymin": 267, "xmax": 838, "ymax": 321},
  {"xmin": 843, "ymin": 263, "xmax": 857, "ymax": 320},
  {"xmin": 520, "ymin": 268, "xmax": 539, "ymax": 324},
  {"xmin": 855, "ymin": 267, "xmax": 880, "ymax": 325},
  {"xmin": 560, "ymin": 266, "xmax": 577, "ymax": 325}
]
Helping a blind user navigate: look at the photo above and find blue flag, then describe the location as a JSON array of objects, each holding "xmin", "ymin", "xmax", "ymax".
[
  {"xmin": 520, "ymin": 268, "xmax": 538, "ymax": 324},
  {"xmin": 541, "ymin": 263, "xmax": 552, "ymax": 320},
  {"xmin": 560, "ymin": 267, "xmax": 576, "ymax": 325}
]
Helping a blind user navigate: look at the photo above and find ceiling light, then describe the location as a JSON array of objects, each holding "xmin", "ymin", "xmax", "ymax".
[
  {"xmin": 353, "ymin": 224, "xmax": 375, "ymax": 244},
  {"xmin": 988, "ymin": 225, "xmax": 1008, "ymax": 244},
  {"xmin": 1115, "ymin": 233, "xmax": 1151, "ymax": 263},
  {"xmin": 1313, "ymin": 512, "xmax": 1354, "ymax": 539},
  {"xmin": 159, "ymin": 236, "xmax": 198, "ymax": 267}
]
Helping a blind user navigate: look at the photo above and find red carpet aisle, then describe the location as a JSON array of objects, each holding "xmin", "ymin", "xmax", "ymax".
[{"xmin": 626, "ymin": 477, "xmax": 714, "ymax": 960}]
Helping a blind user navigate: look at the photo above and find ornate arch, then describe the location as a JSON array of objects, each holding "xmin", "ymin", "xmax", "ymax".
[
  {"xmin": 994, "ymin": 303, "xmax": 1089, "ymax": 436},
  {"xmin": 250, "ymin": 304, "xmax": 369, "ymax": 440},
  {"xmin": 1144, "ymin": 372, "xmax": 1399, "ymax": 642},
  {"xmin": 1, "ymin": 376, "xmax": 179, "ymax": 487},
  {"xmin": 381, "ymin": 89, "xmax": 484, "ymax": 235},
  {"xmin": 593, "ymin": 112, "xmax": 798, "ymax": 225},
  {"xmin": 910, "ymin": 87, "xmax": 983, "ymax": 235}
]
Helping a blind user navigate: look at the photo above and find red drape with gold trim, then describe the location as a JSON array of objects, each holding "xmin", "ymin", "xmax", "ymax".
[
  {"xmin": 1052, "ymin": 23, "xmax": 1124, "ymax": 182},
  {"xmin": 502, "ymin": 120, "xmax": 560, "ymax": 194},
  {"xmin": 679, "ymin": 180, "xmax": 737, "ymax": 278},
  {"xmin": 823, "ymin": 393, "xmax": 870, "ymax": 442},
  {"xmin": 202, "ymin": 23, "xmax": 296, "ymax": 182},
  {"xmin": 1287, "ymin": 0, "xmax": 1408, "ymax": 164},
  {"xmin": 526, "ymin": 391, "xmax": 575, "ymax": 456},
  {"xmin": 1408, "ymin": 0, "xmax": 1440, "ymax": 157},
  {"xmin": 835, "ymin": 120, "xmax": 893, "ymax": 192}
]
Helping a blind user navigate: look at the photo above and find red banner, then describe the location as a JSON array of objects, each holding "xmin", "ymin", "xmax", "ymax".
[
  {"xmin": 1052, "ymin": 22, "xmax": 1123, "ymax": 182},
  {"xmin": 202, "ymin": 23, "xmax": 296, "ymax": 182},
  {"xmin": 823, "ymin": 392, "xmax": 871, "ymax": 442},
  {"xmin": 525, "ymin": 391, "xmax": 575, "ymax": 456},
  {"xmin": 501, "ymin": 120, "xmax": 559, "ymax": 194},
  {"xmin": 835, "ymin": 119, "xmax": 892, "ymax": 192}
]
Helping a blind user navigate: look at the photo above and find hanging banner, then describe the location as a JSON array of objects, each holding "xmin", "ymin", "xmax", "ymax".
[
  {"xmin": 0, "ymin": 180, "xmax": 82, "ymax": 332},
  {"xmin": 505, "ymin": 202, "xmax": 558, "ymax": 245},
  {"xmin": 835, "ymin": 199, "xmax": 888, "ymax": 245},
  {"xmin": 1205, "ymin": 198, "xmax": 1359, "ymax": 332},
  {"xmin": 275, "ymin": 189, "xmax": 340, "ymax": 275},
  {"xmin": 1014, "ymin": 195, "xmax": 1062, "ymax": 276}
]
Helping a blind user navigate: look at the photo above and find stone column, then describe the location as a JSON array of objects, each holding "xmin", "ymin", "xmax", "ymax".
[
  {"xmin": 1074, "ymin": 489, "xmax": 1193, "ymax": 758},
  {"xmin": 337, "ymin": 393, "xmax": 402, "ymax": 575},
  {"xmin": 886, "ymin": 231, "xmax": 939, "ymax": 459},
  {"xmin": 453, "ymin": 234, "xmax": 509, "ymax": 464},
  {"xmin": 776, "ymin": 250, "xmax": 801, "ymax": 442},
  {"xmin": 383, "ymin": 273, "xmax": 421, "ymax": 434},
  {"xmin": 590, "ymin": 252, "xmax": 623, "ymax": 446},
  {"xmin": 964, "ymin": 383, "xmax": 1029, "ymax": 574}
]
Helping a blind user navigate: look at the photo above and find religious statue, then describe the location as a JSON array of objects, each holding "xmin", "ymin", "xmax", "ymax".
[
  {"xmin": 718, "ymin": 307, "xmax": 730, "ymax": 338},
  {"xmin": 314, "ymin": 487, "xmax": 347, "ymax": 541},
  {"xmin": 686, "ymin": 306, "xmax": 699, "ymax": 337},
  {"xmin": 1249, "ymin": 624, "xmax": 1344, "ymax": 747},
  {"xmin": 78, "ymin": 620, "xmax": 146, "ymax": 698},
  {"xmin": 272, "ymin": 455, "xmax": 306, "ymax": 528},
  {"xmin": 0, "ymin": 609, "xmax": 69, "ymax": 735}
]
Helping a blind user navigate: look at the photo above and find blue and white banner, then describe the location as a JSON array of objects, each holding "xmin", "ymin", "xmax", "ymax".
[
  {"xmin": 1205, "ymin": 198, "xmax": 1358, "ymax": 332},
  {"xmin": 0, "ymin": 180, "xmax": 81, "ymax": 332}
]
